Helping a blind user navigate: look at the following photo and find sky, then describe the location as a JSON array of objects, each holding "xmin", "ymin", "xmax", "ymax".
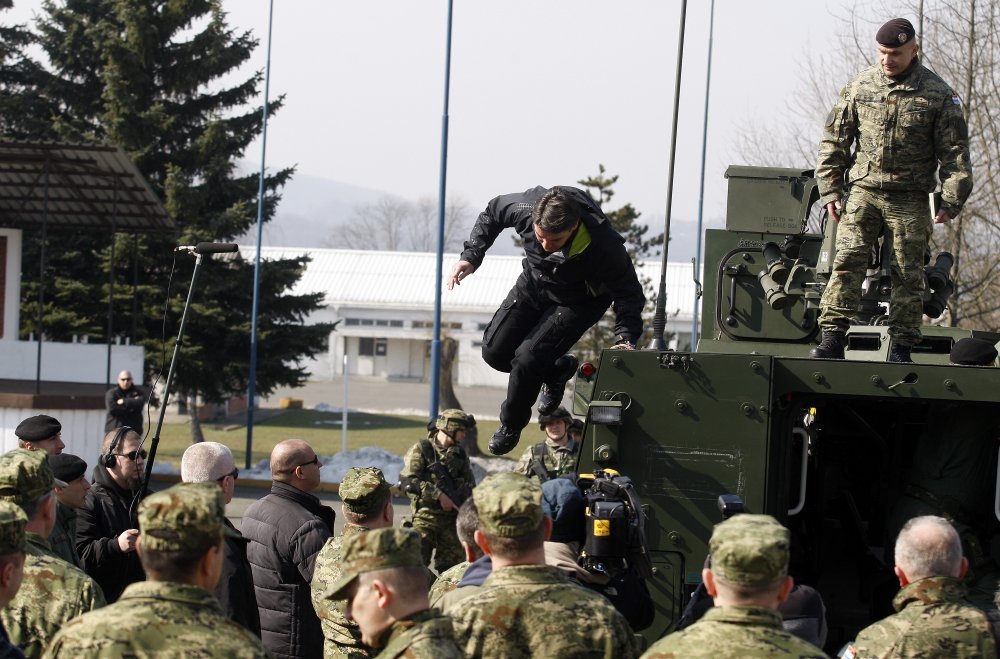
[{"xmin": 5, "ymin": 0, "xmax": 871, "ymax": 262}]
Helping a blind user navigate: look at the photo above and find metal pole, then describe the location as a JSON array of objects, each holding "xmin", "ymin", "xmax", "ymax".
[
  {"xmin": 246, "ymin": 0, "xmax": 276, "ymax": 470},
  {"xmin": 341, "ymin": 353, "xmax": 348, "ymax": 453},
  {"xmin": 691, "ymin": 0, "xmax": 715, "ymax": 349},
  {"xmin": 106, "ymin": 176, "xmax": 118, "ymax": 386},
  {"xmin": 649, "ymin": 0, "xmax": 688, "ymax": 351},
  {"xmin": 429, "ymin": 0, "xmax": 455, "ymax": 421},
  {"xmin": 35, "ymin": 163, "xmax": 49, "ymax": 395}
]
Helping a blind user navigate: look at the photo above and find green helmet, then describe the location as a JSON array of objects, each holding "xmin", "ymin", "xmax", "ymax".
[
  {"xmin": 539, "ymin": 406, "xmax": 572, "ymax": 430},
  {"xmin": 435, "ymin": 409, "xmax": 469, "ymax": 435}
]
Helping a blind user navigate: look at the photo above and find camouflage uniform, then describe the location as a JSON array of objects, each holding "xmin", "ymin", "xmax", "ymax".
[
  {"xmin": 311, "ymin": 467, "xmax": 393, "ymax": 659},
  {"xmin": 643, "ymin": 515, "xmax": 825, "ymax": 658},
  {"xmin": 43, "ymin": 482, "xmax": 268, "ymax": 659},
  {"xmin": 850, "ymin": 576, "xmax": 996, "ymax": 658},
  {"xmin": 399, "ymin": 424, "xmax": 475, "ymax": 572},
  {"xmin": 451, "ymin": 472, "xmax": 640, "ymax": 659},
  {"xmin": 0, "ymin": 450, "xmax": 105, "ymax": 658},
  {"xmin": 816, "ymin": 61, "xmax": 973, "ymax": 345},
  {"xmin": 427, "ymin": 561, "xmax": 469, "ymax": 607},
  {"xmin": 47, "ymin": 503, "xmax": 80, "ymax": 569},
  {"xmin": 0, "ymin": 500, "xmax": 28, "ymax": 659},
  {"xmin": 323, "ymin": 527, "xmax": 463, "ymax": 659},
  {"xmin": 515, "ymin": 438, "xmax": 578, "ymax": 481}
]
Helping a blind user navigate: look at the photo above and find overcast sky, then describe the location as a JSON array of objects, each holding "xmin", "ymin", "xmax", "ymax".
[{"xmin": 6, "ymin": 0, "xmax": 877, "ymax": 260}]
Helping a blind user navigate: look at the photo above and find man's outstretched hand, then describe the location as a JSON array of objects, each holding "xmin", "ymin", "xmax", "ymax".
[{"xmin": 448, "ymin": 260, "xmax": 475, "ymax": 290}]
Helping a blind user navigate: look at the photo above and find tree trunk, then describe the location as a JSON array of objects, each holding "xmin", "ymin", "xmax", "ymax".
[
  {"xmin": 189, "ymin": 393, "xmax": 205, "ymax": 443},
  {"xmin": 439, "ymin": 336, "xmax": 482, "ymax": 456}
]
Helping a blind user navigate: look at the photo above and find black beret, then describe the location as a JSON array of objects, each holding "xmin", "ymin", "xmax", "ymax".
[
  {"xmin": 48, "ymin": 453, "xmax": 87, "ymax": 482},
  {"xmin": 876, "ymin": 18, "xmax": 915, "ymax": 47},
  {"xmin": 14, "ymin": 415, "xmax": 61, "ymax": 442},
  {"xmin": 950, "ymin": 338, "xmax": 998, "ymax": 366}
]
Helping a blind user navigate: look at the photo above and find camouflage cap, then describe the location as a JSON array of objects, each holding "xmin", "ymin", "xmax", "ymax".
[
  {"xmin": 435, "ymin": 409, "xmax": 469, "ymax": 434},
  {"xmin": 473, "ymin": 471, "xmax": 543, "ymax": 538},
  {"xmin": 710, "ymin": 514, "xmax": 790, "ymax": 588},
  {"xmin": 324, "ymin": 527, "xmax": 423, "ymax": 600},
  {"xmin": 0, "ymin": 448, "xmax": 67, "ymax": 507},
  {"xmin": 340, "ymin": 466, "xmax": 390, "ymax": 515},
  {"xmin": 0, "ymin": 501, "xmax": 26, "ymax": 555},
  {"xmin": 138, "ymin": 481, "xmax": 240, "ymax": 553}
]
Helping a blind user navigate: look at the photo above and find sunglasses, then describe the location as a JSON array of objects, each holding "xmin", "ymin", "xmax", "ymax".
[
  {"xmin": 216, "ymin": 467, "xmax": 239, "ymax": 482},
  {"xmin": 114, "ymin": 449, "xmax": 147, "ymax": 461},
  {"xmin": 299, "ymin": 456, "xmax": 320, "ymax": 468}
]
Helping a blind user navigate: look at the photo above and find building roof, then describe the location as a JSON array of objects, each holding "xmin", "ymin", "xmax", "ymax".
[
  {"xmin": 241, "ymin": 246, "xmax": 700, "ymax": 319},
  {"xmin": 0, "ymin": 142, "xmax": 174, "ymax": 232}
]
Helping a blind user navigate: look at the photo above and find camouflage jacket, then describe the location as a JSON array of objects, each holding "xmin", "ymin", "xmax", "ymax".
[
  {"xmin": 400, "ymin": 439, "xmax": 474, "ymax": 515},
  {"xmin": 816, "ymin": 61, "xmax": 973, "ymax": 213},
  {"xmin": 47, "ymin": 503, "xmax": 81, "ymax": 569},
  {"xmin": 43, "ymin": 581, "xmax": 270, "ymax": 659},
  {"xmin": 515, "ymin": 439, "xmax": 578, "ymax": 481},
  {"xmin": 311, "ymin": 523, "xmax": 371, "ymax": 659},
  {"xmin": 641, "ymin": 605, "xmax": 827, "ymax": 658},
  {"xmin": 451, "ymin": 564, "xmax": 640, "ymax": 658},
  {"xmin": 3, "ymin": 532, "xmax": 105, "ymax": 658},
  {"xmin": 374, "ymin": 609, "xmax": 463, "ymax": 659},
  {"xmin": 852, "ymin": 576, "xmax": 996, "ymax": 658},
  {"xmin": 428, "ymin": 561, "xmax": 469, "ymax": 607}
]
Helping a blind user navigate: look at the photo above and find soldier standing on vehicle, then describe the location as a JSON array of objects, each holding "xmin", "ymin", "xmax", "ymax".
[
  {"xmin": 642, "ymin": 514, "xmax": 826, "ymax": 658},
  {"xmin": 811, "ymin": 17, "xmax": 973, "ymax": 363},
  {"xmin": 514, "ymin": 407, "xmax": 578, "ymax": 482},
  {"xmin": 849, "ymin": 515, "xmax": 997, "ymax": 657},
  {"xmin": 398, "ymin": 410, "xmax": 475, "ymax": 573},
  {"xmin": 448, "ymin": 186, "xmax": 644, "ymax": 455}
]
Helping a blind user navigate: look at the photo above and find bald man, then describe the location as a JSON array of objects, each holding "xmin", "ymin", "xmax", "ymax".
[
  {"xmin": 241, "ymin": 440, "xmax": 335, "ymax": 659},
  {"xmin": 104, "ymin": 370, "xmax": 146, "ymax": 433}
]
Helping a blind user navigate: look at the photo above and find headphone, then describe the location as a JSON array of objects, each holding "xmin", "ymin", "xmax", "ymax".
[{"xmin": 101, "ymin": 425, "xmax": 134, "ymax": 468}]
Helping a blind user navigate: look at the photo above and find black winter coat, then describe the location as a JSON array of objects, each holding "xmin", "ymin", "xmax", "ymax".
[
  {"xmin": 241, "ymin": 482, "xmax": 334, "ymax": 659},
  {"xmin": 217, "ymin": 517, "xmax": 261, "ymax": 637},
  {"xmin": 75, "ymin": 465, "xmax": 148, "ymax": 602},
  {"xmin": 104, "ymin": 385, "xmax": 146, "ymax": 432},
  {"xmin": 460, "ymin": 185, "xmax": 646, "ymax": 343}
]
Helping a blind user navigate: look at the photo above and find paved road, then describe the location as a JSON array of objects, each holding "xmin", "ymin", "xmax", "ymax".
[{"xmin": 227, "ymin": 485, "xmax": 412, "ymax": 534}]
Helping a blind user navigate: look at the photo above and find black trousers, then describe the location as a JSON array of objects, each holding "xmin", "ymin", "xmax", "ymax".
[{"xmin": 481, "ymin": 273, "xmax": 608, "ymax": 430}]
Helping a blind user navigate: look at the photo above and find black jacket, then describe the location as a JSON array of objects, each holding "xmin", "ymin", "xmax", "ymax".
[
  {"xmin": 75, "ymin": 465, "xmax": 148, "ymax": 602},
  {"xmin": 105, "ymin": 385, "xmax": 146, "ymax": 432},
  {"xmin": 460, "ymin": 185, "xmax": 645, "ymax": 343},
  {"xmin": 217, "ymin": 517, "xmax": 261, "ymax": 637},
  {"xmin": 241, "ymin": 482, "xmax": 334, "ymax": 659}
]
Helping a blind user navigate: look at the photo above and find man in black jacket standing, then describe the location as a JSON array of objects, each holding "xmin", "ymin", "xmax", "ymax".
[
  {"xmin": 181, "ymin": 441, "xmax": 260, "ymax": 637},
  {"xmin": 449, "ymin": 186, "xmax": 644, "ymax": 455},
  {"xmin": 75, "ymin": 427, "xmax": 148, "ymax": 602},
  {"xmin": 242, "ymin": 439, "xmax": 334, "ymax": 659},
  {"xmin": 104, "ymin": 370, "xmax": 146, "ymax": 433}
]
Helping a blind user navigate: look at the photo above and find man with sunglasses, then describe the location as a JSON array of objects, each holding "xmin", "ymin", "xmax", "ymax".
[
  {"xmin": 242, "ymin": 439, "xmax": 335, "ymax": 659},
  {"xmin": 76, "ymin": 427, "xmax": 150, "ymax": 602},
  {"xmin": 104, "ymin": 370, "xmax": 146, "ymax": 434},
  {"xmin": 181, "ymin": 441, "xmax": 260, "ymax": 637}
]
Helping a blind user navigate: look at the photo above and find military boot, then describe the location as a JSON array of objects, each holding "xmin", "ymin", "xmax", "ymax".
[
  {"xmin": 888, "ymin": 343, "xmax": 913, "ymax": 363},
  {"xmin": 488, "ymin": 425, "xmax": 520, "ymax": 456},
  {"xmin": 810, "ymin": 331, "xmax": 845, "ymax": 359},
  {"xmin": 537, "ymin": 354, "xmax": 579, "ymax": 416}
]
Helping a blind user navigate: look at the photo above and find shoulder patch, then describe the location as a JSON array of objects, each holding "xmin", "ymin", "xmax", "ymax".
[{"xmin": 952, "ymin": 94, "xmax": 962, "ymax": 105}]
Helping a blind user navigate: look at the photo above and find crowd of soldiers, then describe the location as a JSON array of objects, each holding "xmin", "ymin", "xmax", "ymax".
[{"xmin": 0, "ymin": 408, "xmax": 995, "ymax": 658}]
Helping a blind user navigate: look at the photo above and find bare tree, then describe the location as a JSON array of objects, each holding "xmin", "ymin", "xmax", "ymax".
[
  {"xmin": 408, "ymin": 195, "xmax": 471, "ymax": 252},
  {"xmin": 327, "ymin": 194, "xmax": 471, "ymax": 253}
]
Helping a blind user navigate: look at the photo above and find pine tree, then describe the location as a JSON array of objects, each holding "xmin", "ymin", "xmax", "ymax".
[
  {"xmin": 0, "ymin": 1, "xmax": 51, "ymax": 137},
  {"xmin": 18, "ymin": 0, "xmax": 331, "ymax": 435}
]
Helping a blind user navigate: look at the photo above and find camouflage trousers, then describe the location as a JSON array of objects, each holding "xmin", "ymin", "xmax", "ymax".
[
  {"xmin": 818, "ymin": 187, "xmax": 931, "ymax": 346},
  {"xmin": 412, "ymin": 509, "xmax": 464, "ymax": 573}
]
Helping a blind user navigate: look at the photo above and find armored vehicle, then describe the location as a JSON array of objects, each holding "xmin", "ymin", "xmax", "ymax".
[{"xmin": 573, "ymin": 166, "xmax": 1000, "ymax": 652}]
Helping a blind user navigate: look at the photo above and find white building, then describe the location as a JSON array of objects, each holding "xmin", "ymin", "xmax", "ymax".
[{"xmin": 243, "ymin": 247, "xmax": 700, "ymax": 388}]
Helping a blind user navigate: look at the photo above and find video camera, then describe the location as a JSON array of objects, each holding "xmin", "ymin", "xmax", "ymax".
[{"xmin": 577, "ymin": 469, "xmax": 653, "ymax": 579}]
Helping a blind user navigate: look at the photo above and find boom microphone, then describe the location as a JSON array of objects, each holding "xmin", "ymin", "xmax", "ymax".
[{"xmin": 175, "ymin": 242, "xmax": 240, "ymax": 255}]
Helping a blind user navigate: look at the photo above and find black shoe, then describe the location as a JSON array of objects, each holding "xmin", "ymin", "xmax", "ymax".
[
  {"xmin": 888, "ymin": 343, "xmax": 913, "ymax": 363},
  {"xmin": 488, "ymin": 425, "xmax": 520, "ymax": 456},
  {"xmin": 538, "ymin": 355, "xmax": 579, "ymax": 416},
  {"xmin": 810, "ymin": 331, "xmax": 845, "ymax": 359}
]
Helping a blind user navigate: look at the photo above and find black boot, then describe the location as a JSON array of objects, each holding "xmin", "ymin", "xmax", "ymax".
[
  {"xmin": 537, "ymin": 355, "xmax": 579, "ymax": 416},
  {"xmin": 888, "ymin": 343, "xmax": 913, "ymax": 363},
  {"xmin": 810, "ymin": 331, "xmax": 845, "ymax": 359},
  {"xmin": 488, "ymin": 425, "xmax": 521, "ymax": 456}
]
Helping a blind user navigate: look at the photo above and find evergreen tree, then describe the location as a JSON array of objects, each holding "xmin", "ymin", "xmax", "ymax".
[
  {"xmin": 573, "ymin": 165, "xmax": 664, "ymax": 360},
  {"xmin": 0, "ymin": 1, "xmax": 51, "ymax": 137},
  {"xmin": 18, "ymin": 0, "xmax": 331, "ymax": 435}
]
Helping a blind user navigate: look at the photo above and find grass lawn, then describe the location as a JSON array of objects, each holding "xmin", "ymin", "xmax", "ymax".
[{"xmin": 148, "ymin": 409, "xmax": 428, "ymax": 468}]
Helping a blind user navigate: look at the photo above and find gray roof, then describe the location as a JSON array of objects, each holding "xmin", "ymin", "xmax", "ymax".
[
  {"xmin": 0, "ymin": 142, "xmax": 173, "ymax": 232},
  {"xmin": 240, "ymin": 246, "xmax": 699, "ymax": 318}
]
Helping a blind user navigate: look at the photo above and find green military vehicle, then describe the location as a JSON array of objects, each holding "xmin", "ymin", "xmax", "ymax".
[{"xmin": 573, "ymin": 166, "xmax": 1000, "ymax": 651}]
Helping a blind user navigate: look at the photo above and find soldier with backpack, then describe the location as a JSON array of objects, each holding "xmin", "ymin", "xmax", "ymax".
[{"xmin": 514, "ymin": 407, "xmax": 578, "ymax": 482}]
